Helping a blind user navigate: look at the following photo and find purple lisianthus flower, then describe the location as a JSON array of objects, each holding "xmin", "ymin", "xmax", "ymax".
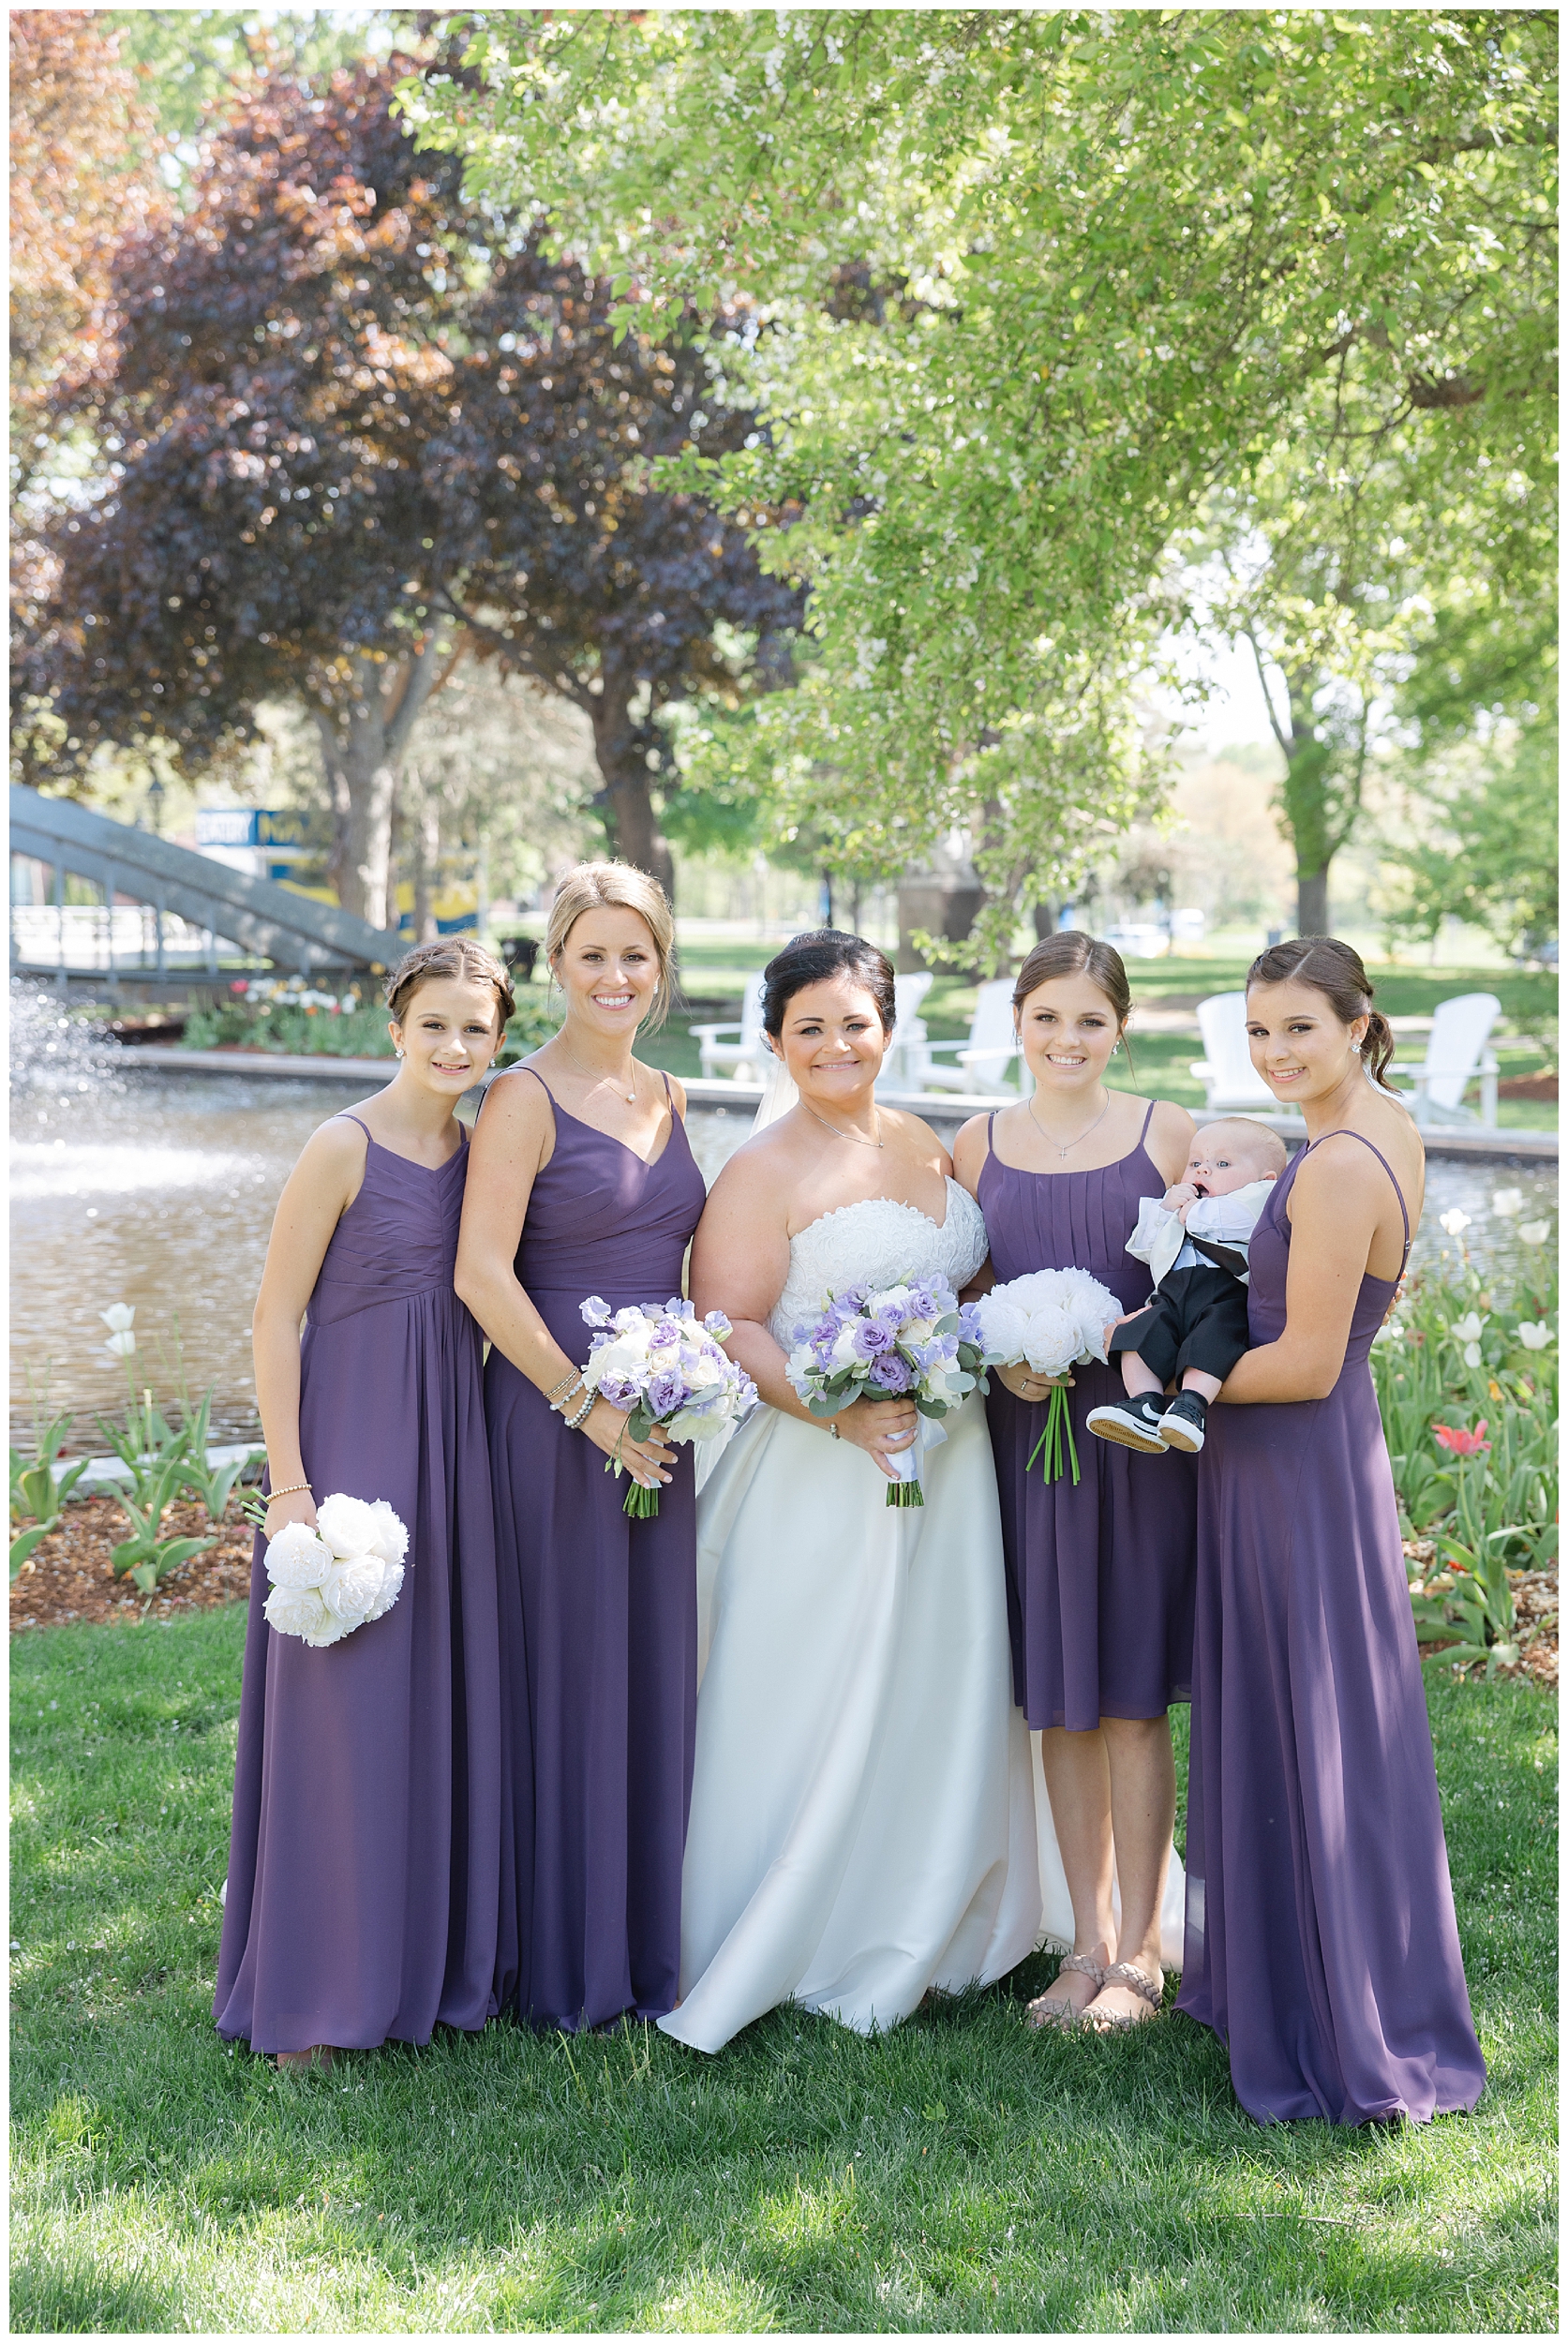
[
  {"xmin": 852, "ymin": 1319, "xmax": 896, "ymax": 1359},
  {"xmin": 869, "ymin": 1352, "xmax": 915, "ymax": 1393},
  {"xmin": 647, "ymin": 1367, "xmax": 686, "ymax": 1419},
  {"xmin": 596, "ymin": 1371, "xmax": 640, "ymax": 1409},
  {"xmin": 904, "ymin": 1279, "xmax": 942, "ymax": 1321}
]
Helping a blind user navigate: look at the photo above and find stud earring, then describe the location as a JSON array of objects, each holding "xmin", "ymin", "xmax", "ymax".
[{"xmin": 395, "ymin": 1047, "xmax": 405, "ymax": 1059}]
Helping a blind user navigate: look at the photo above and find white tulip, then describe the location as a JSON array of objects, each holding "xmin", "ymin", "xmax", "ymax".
[
  {"xmin": 365, "ymin": 1500, "xmax": 409, "ymax": 1566},
  {"xmin": 98, "ymin": 1303, "xmax": 136, "ymax": 1332},
  {"xmin": 1491, "ymin": 1188, "xmax": 1524, "ymax": 1216},
  {"xmin": 314, "ymin": 1492, "xmax": 381, "ymax": 1560},
  {"xmin": 1463, "ymin": 1341, "xmax": 1483, "ymax": 1368},
  {"xmin": 103, "ymin": 1330, "xmax": 137, "ymax": 1358},
  {"xmin": 1516, "ymin": 1321, "xmax": 1553, "ymax": 1351},
  {"xmin": 1451, "ymin": 1313, "xmax": 1486, "ymax": 1345},
  {"xmin": 1439, "ymin": 1209, "xmax": 1471, "ymax": 1236},
  {"xmin": 1517, "ymin": 1221, "xmax": 1550, "ymax": 1246},
  {"xmin": 263, "ymin": 1519, "xmax": 332, "ymax": 1590}
]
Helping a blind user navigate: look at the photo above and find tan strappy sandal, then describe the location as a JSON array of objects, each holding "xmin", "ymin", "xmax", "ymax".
[
  {"xmin": 1082, "ymin": 1961, "xmax": 1164, "ymax": 2034},
  {"xmin": 1024, "ymin": 1951, "xmax": 1106, "ymax": 2033}
]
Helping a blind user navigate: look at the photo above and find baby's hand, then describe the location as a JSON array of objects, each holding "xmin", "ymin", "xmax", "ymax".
[{"xmin": 1163, "ymin": 1182, "xmax": 1200, "ymax": 1223}]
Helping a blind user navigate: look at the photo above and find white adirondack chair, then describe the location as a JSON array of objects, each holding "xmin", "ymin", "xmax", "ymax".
[
  {"xmin": 1390, "ymin": 992, "xmax": 1501, "ymax": 1127},
  {"xmin": 1189, "ymin": 992, "xmax": 1277, "ymax": 1112},
  {"xmin": 693, "ymin": 975, "xmax": 769, "ymax": 1082},
  {"xmin": 909, "ymin": 977, "xmax": 1021, "ymax": 1094},
  {"xmin": 878, "ymin": 971, "xmax": 934, "ymax": 1090}
]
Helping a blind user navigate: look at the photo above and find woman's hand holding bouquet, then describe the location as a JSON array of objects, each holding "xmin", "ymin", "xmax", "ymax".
[
  {"xmin": 784, "ymin": 1275, "xmax": 992, "ymax": 1508},
  {"xmin": 579, "ymin": 1296, "xmax": 758, "ymax": 1517}
]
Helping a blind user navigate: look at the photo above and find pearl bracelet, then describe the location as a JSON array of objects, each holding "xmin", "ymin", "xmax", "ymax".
[
  {"xmin": 564, "ymin": 1389, "xmax": 596, "ymax": 1431},
  {"xmin": 266, "ymin": 1481, "xmax": 312, "ymax": 1502},
  {"xmin": 548, "ymin": 1374, "xmax": 586, "ymax": 1415}
]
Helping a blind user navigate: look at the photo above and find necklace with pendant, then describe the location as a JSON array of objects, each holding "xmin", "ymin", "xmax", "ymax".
[
  {"xmin": 1028, "ymin": 1085, "xmax": 1112, "ymax": 1160},
  {"xmin": 563, "ymin": 1047, "xmax": 637, "ymax": 1105},
  {"xmin": 802, "ymin": 1100, "xmax": 884, "ymax": 1149}
]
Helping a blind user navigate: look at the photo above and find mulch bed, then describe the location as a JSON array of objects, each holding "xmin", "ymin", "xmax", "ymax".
[
  {"xmin": 10, "ymin": 1495, "xmax": 256, "ymax": 1632},
  {"xmin": 1498, "ymin": 1068, "xmax": 1559, "ymax": 1102},
  {"xmin": 1404, "ymin": 1539, "xmax": 1559, "ymax": 1690}
]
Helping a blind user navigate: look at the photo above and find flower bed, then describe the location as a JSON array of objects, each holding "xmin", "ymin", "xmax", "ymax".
[{"xmin": 1374, "ymin": 1191, "xmax": 1558, "ymax": 1677}]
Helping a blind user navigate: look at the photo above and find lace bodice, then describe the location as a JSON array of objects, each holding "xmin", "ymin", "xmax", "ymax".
[{"xmin": 768, "ymin": 1181, "xmax": 988, "ymax": 1347}]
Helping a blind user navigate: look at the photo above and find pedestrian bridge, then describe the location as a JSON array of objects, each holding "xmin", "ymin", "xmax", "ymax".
[{"xmin": 9, "ymin": 786, "xmax": 404, "ymax": 988}]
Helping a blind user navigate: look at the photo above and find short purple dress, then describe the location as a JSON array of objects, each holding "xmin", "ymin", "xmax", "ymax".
[
  {"xmin": 978, "ymin": 1100, "xmax": 1197, "ymax": 1730},
  {"xmin": 1177, "ymin": 1129, "xmax": 1486, "ymax": 2125},
  {"xmin": 486, "ymin": 1068, "xmax": 706, "ymax": 2032},
  {"xmin": 216, "ymin": 1117, "xmax": 501, "ymax": 2054}
]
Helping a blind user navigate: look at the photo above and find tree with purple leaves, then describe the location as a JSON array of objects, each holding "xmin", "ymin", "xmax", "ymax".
[{"xmin": 18, "ymin": 52, "xmax": 802, "ymax": 916}]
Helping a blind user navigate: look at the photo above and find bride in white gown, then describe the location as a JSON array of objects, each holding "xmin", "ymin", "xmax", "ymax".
[{"xmin": 659, "ymin": 933, "xmax": 1071, "ymax": 2055}]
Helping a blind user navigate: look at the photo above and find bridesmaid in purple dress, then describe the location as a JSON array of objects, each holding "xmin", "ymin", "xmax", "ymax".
[
  {"xmin": 954, "ymin": 933, "xmax": 1196, "ymax": 2033},
  {"xmin": 217, "ymin": 941, "xmax": 512, "ymax": 2067},
  {"xmin": 456, "ymin": 862, "xmax": 706, "ymax": 2033},
  {"xmin": 1178, "ymin": 937, "xmax": 1485, "ymax": 2125}
]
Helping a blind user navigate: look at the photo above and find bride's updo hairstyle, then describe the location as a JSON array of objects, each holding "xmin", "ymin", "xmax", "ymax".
[
  {"xmin": 385, "ymin": 937, "xmax": 515, "ymax": 1032},
  {"xmin": 1011, "ymin": 929, "xmax": 1135, "ymax": 1073},
  {"xmin": 545, "ymin": 859, "xmax": 677, "ymax": 1033},
  {"xmin": 1247, "ymin": 935, "xmax": 1396, "ymax": 1089},
  {"xmin": 762, "ymin": 929, "xmax": 897, "ymax": 1038}
]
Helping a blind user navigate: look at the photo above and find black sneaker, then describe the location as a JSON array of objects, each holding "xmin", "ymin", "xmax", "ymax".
[
  {"xmin": 1084, "ymin": 1394, "xmax": 1170, "ymax": 1454},
  {"xmin": 1160, "ymin": 1392, "xmax": 1209, "ymax": 1454}
]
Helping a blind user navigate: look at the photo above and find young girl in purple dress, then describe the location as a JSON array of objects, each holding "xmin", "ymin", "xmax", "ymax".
[
  {"xmin": 216, "ymin": 940, "xmax": 512, "ymax": 2069},
  {"xmin": 456, "ymin": 863, "xmax": 706, "ymax": 2033},
  {"xmin": 1179, "ymin": 937, "xmax": 1485, "ymax": 2125},
  {"xmin": 954, "ymin": 933, "xmax": 1196, "ymax": 2034}
]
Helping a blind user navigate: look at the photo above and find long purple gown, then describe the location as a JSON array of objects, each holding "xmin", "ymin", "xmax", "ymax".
[
  {"xmin": 1177, "ymin": 1129, "xmax": 1486, "ymax": 2125},
  {"xmin": 978, "ymin": 1101, "xmax": 1197, "ymax": 1730},
  {"xmin": 216, "ymin": 1117, "xmax": 501, "ymax": 2053},
  {"xmin": 486, "ymin": 1067, "xmax": 706, "ymax": 2032}
]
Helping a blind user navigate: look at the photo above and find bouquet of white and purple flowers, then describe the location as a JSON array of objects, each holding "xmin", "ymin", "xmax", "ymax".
[
  {"xmin": 580, "ymin": 1296, "xmax": 758, "ymax": 1517},
  {"xmin": 784, "ymin": 1275, "xmax": 991, "ymax": 1508},
  {"xmin": 970, "ymin": 1268, "xmax": 1121, "ymax": 1486}
]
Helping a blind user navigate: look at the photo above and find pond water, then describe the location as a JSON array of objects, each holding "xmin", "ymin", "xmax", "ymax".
[{"xmin": 9, "ymin": 1018, "xmax": 1557, "ymax": 1448}]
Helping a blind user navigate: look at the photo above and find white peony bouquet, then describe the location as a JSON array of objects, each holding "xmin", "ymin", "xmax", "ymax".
[
  {"xmin": 261, "ymin": 1492, "xmax": 408, "ymax": 1648},
  {"xmin": 970, "ymin": 1268, "xmax": 1122, "ymax": 1485},
  {"xmin": 580, "ymin": 1296, "xmax": 758, "ymax": 1517}
]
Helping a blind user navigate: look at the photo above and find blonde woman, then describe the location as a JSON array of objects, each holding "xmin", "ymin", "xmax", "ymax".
[{"xmin": 456, "ymin": 862, "xmax": 707, "ymax": 2033}]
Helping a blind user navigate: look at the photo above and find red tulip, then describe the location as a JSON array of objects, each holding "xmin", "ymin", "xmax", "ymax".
[{"xmin": 1434, "ymin": 1420, "xmax": 1490, "ymax": 1456}]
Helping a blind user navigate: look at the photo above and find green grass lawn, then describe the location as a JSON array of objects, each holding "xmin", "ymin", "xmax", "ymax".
[{"xmin": 10, "ymin": 1612, "xmax": 1557, "ymax": 2334}]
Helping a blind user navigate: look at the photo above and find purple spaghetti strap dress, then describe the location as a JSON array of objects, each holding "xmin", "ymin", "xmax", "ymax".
[
  {"xmin": 1177, "ymin": 1130, "xmax": 1486, "ymax": 2126},
  {"xmin": 978, "ymin": 1099, "xmax": 1197, "ymax": 1730},
  {"xmin": 215, "ymin": 1116, "xmax": 502, "ymax": 2054},
  {"xmin": 486, "ymin": 1067, "xmax": 706, "ymax": 2032}
]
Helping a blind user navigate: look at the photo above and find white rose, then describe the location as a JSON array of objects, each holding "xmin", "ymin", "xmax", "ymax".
[
  {"xmin": 314, "ymin": 1492, "xmax": 381, "ymax": 1560},
  {"xmin": 612, "ymin": 1306, "xmax": 648, "ymax": 1334},
  {"xmin": 365, "ymin": 1500, "xmax": 409, "ymax": 1566},
  {"xmin": 263, "ymin": 1519, "xmax": 332, "ymax": 1590},
  {"xmin": 587, "ymin": 1333, "xmax": 649, "ymax": 1386},
  {"xmin": 785, "ymin": 1343, "xmax": 816, "ymax": 1393},
  {"xmin": 264, "ymin": 1581, "xmax": 336, "ymax": 1643},
  {"xmin": 831, "ymin": 1323, "xmax": 863, "ymax": 1368},
  {"xmin": 321, "ymin": 1555, "xmax": 386, "ymax": 1624}
]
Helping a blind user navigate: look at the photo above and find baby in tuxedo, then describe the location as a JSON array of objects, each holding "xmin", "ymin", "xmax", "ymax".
[{"xmin": 1087, "ymin": 1117, "xmax": 1289, "ymax": 1457}]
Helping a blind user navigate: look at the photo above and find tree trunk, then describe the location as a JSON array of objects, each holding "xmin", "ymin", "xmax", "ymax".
[
  {"xmin": 411, "ymin": 768, "xmax": 441, "ymax": 944},
  {"xmin": 590, "ymin": 660, "xmax": 676, "ymax": 901},
  {"xmin": 1296, "ymin": 863, "xmax": 1330, "ymax": 938},
  {"xmin": 1033, "ymin": 899, "xmax": 1056, "ymax": 941},
  {"xmin": 312, "ymin": 636, "xmax": 446, "ymax": 927}
]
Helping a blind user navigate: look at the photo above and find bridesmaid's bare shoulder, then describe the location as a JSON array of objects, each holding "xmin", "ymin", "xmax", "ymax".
[{"xmin": 1142, "ymin": 1095, "xmax": 1197, "ymax": 1182}]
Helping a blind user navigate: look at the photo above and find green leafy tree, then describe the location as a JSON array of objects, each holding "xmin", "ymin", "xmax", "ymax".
[
  {"xmin": 410, "ymin": 7, "xmax": 1556, "ymax": 958},
  {"xmin": 18, "ymin": 52, "xmax": 801, "ymax": 913}
]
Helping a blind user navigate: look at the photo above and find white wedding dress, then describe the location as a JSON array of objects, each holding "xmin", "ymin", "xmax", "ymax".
[{"xmin": 659, "ymin": 1181, "xmax": 1073, "ymax": 2054}]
